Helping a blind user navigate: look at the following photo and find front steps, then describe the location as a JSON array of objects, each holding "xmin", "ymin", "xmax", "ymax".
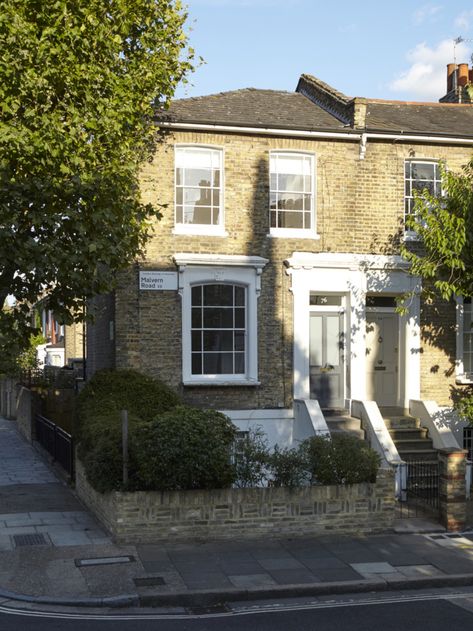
[
  {"xmin": 382, "ymin": 413, "xmax": 438, "ymax": 463},
  {"xmin": 323, "ymin": 410, "xmax": 365, "ymax": 440}
]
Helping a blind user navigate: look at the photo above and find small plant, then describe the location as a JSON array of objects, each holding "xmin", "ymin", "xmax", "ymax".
[
  {"xmin": 303, "ymin": 434, "xmax": 380, "ymax": 485},
  {"xmin": 232, "ymin": 428, "xmax": 270, "ymax": 488},
  {"xmin": 455, "ymin": 388, "xmax": 473, "ymax": 425},
  {"xmin": 268, "ymin": 445, "xmax": 310, "ymax": 488}
]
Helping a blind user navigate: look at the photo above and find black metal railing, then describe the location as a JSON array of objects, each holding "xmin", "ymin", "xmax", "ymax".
[
  {"xmin": 398, "ymin": 460, "xmax": 439, "ymax": 518},
  {"xmin": 34, "ymin": 414, "xmax": 74, "ymax": 480}
]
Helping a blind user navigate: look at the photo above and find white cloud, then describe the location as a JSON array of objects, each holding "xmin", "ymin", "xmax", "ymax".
[
  {"xmin": 389, "ymin": 38, "xmax": 470, "ymax": 100},
  {"xmin": 413, "ymin": 3, "xmax": 442, "ymax": 24},
  {"xmin": 455, "ymin": 9, "xmax": 473, "ymax": 31}
]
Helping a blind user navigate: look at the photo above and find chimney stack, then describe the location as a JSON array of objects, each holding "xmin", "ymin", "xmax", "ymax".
[{"xmin": 439, "ymin": 62, "xmax": 473, "ymax": 103}]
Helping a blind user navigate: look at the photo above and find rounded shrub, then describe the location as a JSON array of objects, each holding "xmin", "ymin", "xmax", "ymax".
[
  {"xmin": 77, "ymin": 369, "xmax": 181, "ymax": 430},
  {"xmin": 134, "ymin": 406, "xmax": 237, "ymax": 490},
  {"xmin": 76, "ymin": 370, "xmax": 181, "ymax": 491},
  {"xmin": 303, "ymin": 434, "xmax": 380, "ymax": 485}
]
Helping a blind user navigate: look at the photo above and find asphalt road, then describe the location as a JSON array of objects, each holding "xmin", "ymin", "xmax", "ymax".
[{"xmin": 2, "ymin": 593, "xmax": 473, "ymax": 630}]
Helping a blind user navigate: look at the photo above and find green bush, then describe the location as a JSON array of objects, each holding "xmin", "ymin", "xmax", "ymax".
[
  {"xmin": 269, "ymin": 445, "xmax": 310, "ymax": 487},
  {"xmin": 76, "ymin": 370, "xmax": 181, "ymax": 491},
  {"xmin": 455, "ymin": 390, "xmax": 473, "ymax": 425},
  {"xmin": 303, "ymin": 434, "xmax": 380, "ymax": 485},
  {"xmin": 134, "ymin": 406, "xmax": 237, "ymax": 490},
  {"xmin": 232, "ymin": 428, "xmax": 270, "ymax": 488},
  {"xmin": 77, "ymin": 369, "xmax": 181, "ymax": 431}
]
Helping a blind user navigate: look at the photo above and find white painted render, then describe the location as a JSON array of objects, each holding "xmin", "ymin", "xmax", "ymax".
[{"xmin": 286, "ymin": 252, "xmax": 421, "ymax": 409}]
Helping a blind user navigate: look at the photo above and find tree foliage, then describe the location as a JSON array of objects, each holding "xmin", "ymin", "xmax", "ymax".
[
  {"xmin": 401, "ymin": 159, "xmax": 473, "ymax": 300},
  {"xmin": 0, "ymin": 0, "xmax": 194, "ymax": 347}
]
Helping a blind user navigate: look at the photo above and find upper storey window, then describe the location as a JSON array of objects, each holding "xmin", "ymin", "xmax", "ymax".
[
  {"xmin": 174, "ymin": 146, "xmax": 225, "ymax": 236},
  {"xmin": 404, "ymin": 161, "xmax": 441, "ymax": 224},
  {"xmin": 270, "ymin": 152, "xmax": 315, "ymax": 238}
]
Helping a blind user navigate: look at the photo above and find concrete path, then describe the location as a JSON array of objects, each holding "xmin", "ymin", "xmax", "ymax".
[
  {"xmin": 2, "ymin": 414, "xmax": 473, "ymax": 609},
  {"xmin": 0, "ymin": 417, "xmax": 110, "ymax": 548}
]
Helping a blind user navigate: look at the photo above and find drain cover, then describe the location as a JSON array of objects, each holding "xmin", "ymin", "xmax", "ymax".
[
  {"xmin": 13, "ymin": 533, "xmax": 49, "ymax": 547},
  {"xmin": 134, "ymin": 576, "xmax": 166, "ymax": 587},
  {"xmin": 75, "ymin": 555, "xmax": 135, "ymax": 567}
]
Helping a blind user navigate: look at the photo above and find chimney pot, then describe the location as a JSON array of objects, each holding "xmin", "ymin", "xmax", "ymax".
[
  {"xmin": 447, "ymin": 63, "xmax": 456, "ymax": 92},
  {"xmin": 458, "ymin": 63, "xmax": 469, "ymax": 87}
]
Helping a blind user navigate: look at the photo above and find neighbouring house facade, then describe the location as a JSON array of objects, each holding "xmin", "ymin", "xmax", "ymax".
[
  {"xmin": 35, "ymin": 303, "xmax": 84, "ymax": 369},
  {"xmin": 86, "ymin": 63, "xmax": 473, "ymax": 449}
]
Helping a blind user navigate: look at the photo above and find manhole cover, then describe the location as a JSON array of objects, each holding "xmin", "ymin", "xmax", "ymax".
[
  {"xmin": 13, "ymin": 533, "xmax": 49, "ymax": 547},
  {"xmin": 134, "ymin": 576, "xmax": 166, "ymax": 587}
]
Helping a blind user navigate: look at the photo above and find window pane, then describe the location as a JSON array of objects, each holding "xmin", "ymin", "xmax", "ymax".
[
  {"xmin": 270, "ymin": 210, "xmax": 277, "ymax": 227},
  {"xmin": 204, "ymin": 284, "xmax": 234, "ymax": 306},
  {"xmin": 234, "ymin": 331, "xmax": 245, "ymax": 351},
  {"xmin": 235, "ymin": 353, "xmax": 245, "ymax": 373},
  {"xmin": 326, "ymin": 315, "xmax": 341, "ymax": 367},
  {"xmin": 280, "ymin": 211, "xmax": 304, "ymax": 229},
  {"xmin": 184, "ymin": 168, "xmax": 212, "ymax": 187},
  {"xmin": 192, "ymin": 285, "xmax": 202, "ymax": 306},
  {"xmin": 192, "ymin": 353, "xmax": 202, "ymax": 375},
  {"xmin": 203, "ymin": 308, "xmax": 234, "ymax": 328},
  {"xmin": 277, "ymin": 193, "xmax": 304, "ymax": 210},
  {"xmin": 192, "ymin": 331, "xmax": 202, "ymax": 351},
  {"xmin": 203, "ymin": 330, "xmax": 233, "ymax": 351},
  {"xmin": 235, "ymin": 286, "xmax": 245, "ymax": 306},
  {"xmin": 278, "ymin": 173, "xmax": 304, "ymax": 192},
  {"xmin": 412, "ymin": 180, "xmax": 435, "ymax": 195},
  {"xmin": 192, "ymin": 308, "xmax": 202, "ymax": 328},
  {"xmin": 213, "ymin": 169, "xmax": 220, "ymax": 187},
  {"xmin": 412, "ymin": 163, "xmax": 436, "ymax": 180},
  {"xmin": 176, "ymin": 205, "xmax": 183, "ymax": 223},
  {"xmin": 203, "ymin": 352, "xmax": 233, "ymax": 374},
  {"xmin": 235, "ymin": 308, "xmax": 245, "ymax": 328},
  {"xmin": 309, "ymin": 315, "xmax": 322, "ymax": 366}
]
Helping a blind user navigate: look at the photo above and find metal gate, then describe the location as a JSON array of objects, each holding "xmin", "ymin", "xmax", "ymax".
[{"xmin": 397, "ymin": 460, "xmax": 439, "ymax": 519}]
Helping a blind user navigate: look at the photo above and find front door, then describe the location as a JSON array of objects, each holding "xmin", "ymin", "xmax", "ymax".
[
  {"xmin": 365, "ymin": 312, "xmax": 399, "ymax": 406},
  {"xmin": 309, "ymin": 311, "xmax": 344, "ymax": 408}
]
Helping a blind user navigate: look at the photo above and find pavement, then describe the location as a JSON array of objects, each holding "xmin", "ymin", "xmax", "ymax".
[{"xmin": 3, "ymin": 416, "xmax": 473, "ymax": 610}]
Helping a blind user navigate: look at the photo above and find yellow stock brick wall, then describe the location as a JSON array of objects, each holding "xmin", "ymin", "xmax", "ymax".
[{"xmin": 109, "ymin": 129, "xmax": 471, "ymax": 409}]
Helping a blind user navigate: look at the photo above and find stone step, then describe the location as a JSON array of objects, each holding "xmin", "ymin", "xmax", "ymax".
[
  {"xmin": 389, "ymin": 428, "xmax": 428, "ymax": 441},
  {"xmin": 383, "ymin": 416, "xmax": 420, "ymax": 430},
  {"xmin": 326, "ymin": 417, "xmax": 363, "ymax": 431},
  {"xmin": 397, "ymin": 449, "xmax": 439, "ymax": 462},
  {"xmin": 394, "ymin": 438, "xmax": 434, "ymax": 451},
  {"xmin": 325, "ymin": 416, "xmax": 365, "ymax": 440}
]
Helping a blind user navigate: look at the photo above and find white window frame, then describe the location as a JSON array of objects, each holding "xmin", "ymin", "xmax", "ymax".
[
  {"xmin": 456, "ymin": 296, "xmax": 473, "ymax": 383},
  {"xmin": 269, "ymin": 150, "xmax": 318, "ymax": 239},
  {"xmin": 174, "ymin": 254, "xmax": 268, "ymax": 386},
  {"xmin": 173, "ymin": 145, "xmax": 227, "ymax": 237},
  {"xmin": 404, "ymin": 159, "xmax": 441, "ymax": 241}
]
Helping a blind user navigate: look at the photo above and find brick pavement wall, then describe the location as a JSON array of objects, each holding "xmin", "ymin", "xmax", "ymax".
[
  {"xmin": 108, "ymin": 131, "xmax": 472, "ymax": 409},
  {"xmin": 75, "ymin": 459, "xmax": 395, "ymax": 543}
]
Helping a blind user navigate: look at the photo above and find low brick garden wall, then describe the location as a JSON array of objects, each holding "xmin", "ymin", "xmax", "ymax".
[{"xmin": 75, "ymin": 459, "xmax": 396, "ymax": 543}]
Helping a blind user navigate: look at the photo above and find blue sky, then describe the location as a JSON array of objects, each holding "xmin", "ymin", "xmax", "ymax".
[{"xmin": 176, "ymin": 0, "xmax": 473, "ymax": 102}]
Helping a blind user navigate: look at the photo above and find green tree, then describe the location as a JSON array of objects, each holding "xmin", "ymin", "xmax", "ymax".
[
  {"xmin": 0, "ymin": 0, "xmax": 194, "ymax": 349},
  {"xmin": 401, "ymin": 159, "xmax": 473, "ymax": 301}
]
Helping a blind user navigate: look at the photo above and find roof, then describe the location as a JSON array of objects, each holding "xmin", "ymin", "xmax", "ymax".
[
  {"xmin": 159, "ymin": 76, "xmax": 473, "ymax": 139},
  {"xmin": 364, "ymin": 101, "xmax": 473, "ymax": 136},
  {"xmin": 162, "ymin": 88, "xmax": 348, "ymax": 132}
]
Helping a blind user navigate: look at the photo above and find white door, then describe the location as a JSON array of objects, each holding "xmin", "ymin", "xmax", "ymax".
[
  {"xmin": 309, "ymin": 312, "xmax": 345, "ymax": 408},
  {"xmin": 365, "ymin": 312, "xmax": 399, "ymax": 406}
]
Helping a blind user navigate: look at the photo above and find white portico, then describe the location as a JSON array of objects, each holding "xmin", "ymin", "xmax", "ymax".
[{"xmin": 285, "ymin": 252, "xmax": 421, "ymax": 410}]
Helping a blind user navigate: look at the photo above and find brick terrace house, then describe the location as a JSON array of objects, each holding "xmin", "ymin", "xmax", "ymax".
[{"xmin": 86, "ymin": 62, "xmax": 473, "ymax": 449}]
